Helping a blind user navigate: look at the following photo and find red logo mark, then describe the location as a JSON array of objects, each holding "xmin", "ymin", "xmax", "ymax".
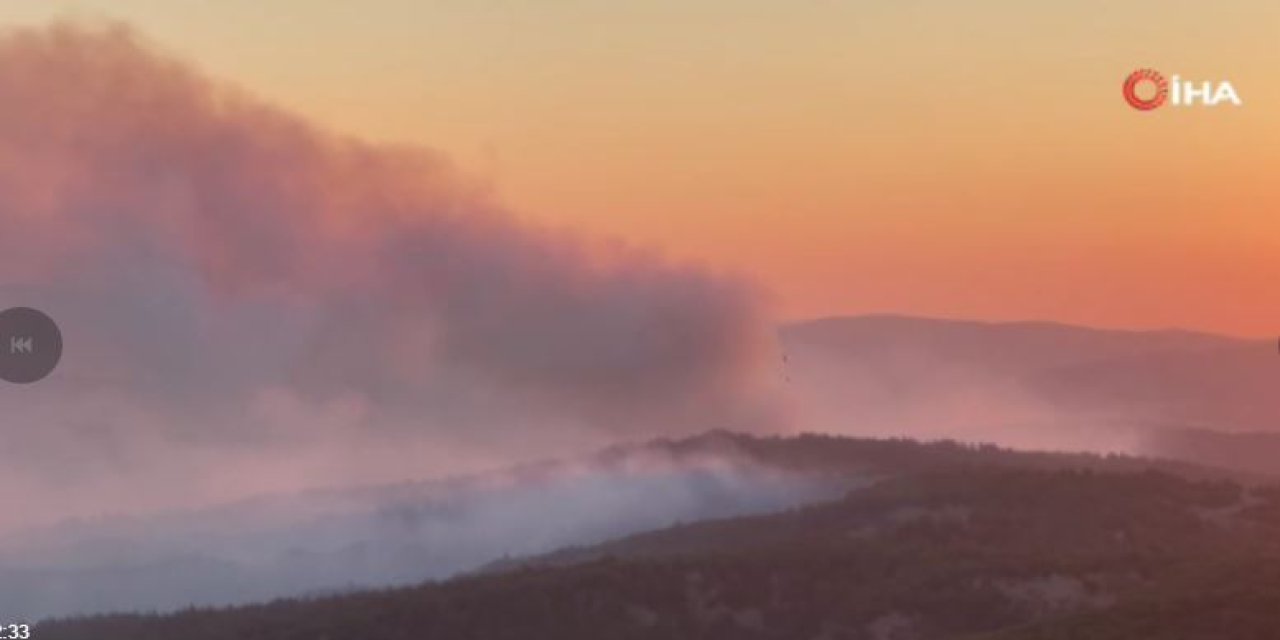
[{"xmin": 1123, "ymin": 69, "xmax": 1168, "ymax": 111}]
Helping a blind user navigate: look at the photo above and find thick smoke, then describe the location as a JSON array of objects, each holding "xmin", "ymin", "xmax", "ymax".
[
  {"xmin": 0, "ymin": 23, "xmax": 779, "ymax": 528},
  {"xmin": 0, "ymin": 447, "xmax": 847, "ymax": 620}
]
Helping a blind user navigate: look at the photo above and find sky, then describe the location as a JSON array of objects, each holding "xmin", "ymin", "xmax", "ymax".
[{"xmin": 0, "ymin": 0, "xmax": 1277, "ymax": 337}]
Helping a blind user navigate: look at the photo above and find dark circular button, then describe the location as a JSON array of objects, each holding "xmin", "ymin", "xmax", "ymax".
[{"xmin": 0, "ymin": 307, "xmax": 63, "ymax": 384}]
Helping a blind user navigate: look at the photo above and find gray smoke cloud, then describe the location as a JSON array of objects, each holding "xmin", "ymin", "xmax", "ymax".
[
  {"xmin": 0, "ymin": 447, "xmax": 847, "ymax": 620},
  {"xmin": 0, "ymin": 22, "xmax": 782, "ymax": 528}
]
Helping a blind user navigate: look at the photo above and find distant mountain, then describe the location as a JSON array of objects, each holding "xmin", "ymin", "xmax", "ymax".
[
  {"xmin": 39, "ymin": 454, "xmax": 1280, "ymax": 639},
  {"xmin": 783, "ymin": 315, "xmax": 1242, "ymax": 373},
  {"xmin": 1142, "ymin": 428, "xmax": 1280, "ymax": 478},
  {"xmin": 779, "ymin": 315, "xmax": 1279, "ymax": 455}
]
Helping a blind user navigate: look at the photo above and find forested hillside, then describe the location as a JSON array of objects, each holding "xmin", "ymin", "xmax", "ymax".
[{"xmin": 37, "ymin": 446, "xmax": 1280, "ymax": 639}]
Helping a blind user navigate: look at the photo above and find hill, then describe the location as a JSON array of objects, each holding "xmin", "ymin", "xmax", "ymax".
[
  {"xmin": 1, "ymin": 430, "xmax": 1227, "ymax": 621},
  {"xmin": 35, "ymin": 434, "xmax": 1280, "ymax": 639}
]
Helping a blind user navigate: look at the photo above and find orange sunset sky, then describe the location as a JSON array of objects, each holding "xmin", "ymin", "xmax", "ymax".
[{"xmin": 2, "ymin": 1, "xmax": 1277, "ymax": 336}]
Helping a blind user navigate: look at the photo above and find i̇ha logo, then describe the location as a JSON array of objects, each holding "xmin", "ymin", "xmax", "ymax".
[{"xmin": 1123, "ymin": 69, "xmax": 1241, "ymax": 111}]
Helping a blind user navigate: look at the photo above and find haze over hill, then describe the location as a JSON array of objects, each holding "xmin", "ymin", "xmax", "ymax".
[
  {"xmin": 780, "ymin": 315, "xmax": 1278, "ymax": 456},
  {"xmin": 3, "ymin": 313, "xmax": 1276, "ymax": 620},
  {"xmin": 38, "ymin": 445, "xmax": 1280, "ymax": 639},
  {"xmin": 0, "ymin": 434, "xmax": 842, "ymax": 620},
  {"xmin": 1, "ymin": 429, "xmax": 1237, "ymax": 622}
]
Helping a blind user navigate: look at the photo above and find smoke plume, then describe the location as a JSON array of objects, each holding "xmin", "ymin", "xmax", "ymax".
[{"xmin": 0, "ymin": 23, "xmax": 779, "ymax": 528}]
